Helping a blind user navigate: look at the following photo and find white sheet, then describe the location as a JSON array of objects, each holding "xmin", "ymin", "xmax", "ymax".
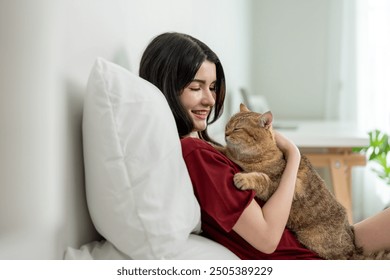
[
  {"xmin": 65, "ymin": 240, "xmax": 129, "ymax": 260},
  {"xmin": 64, "ymin": 234, "xmax": 239, "ymax": 260}
]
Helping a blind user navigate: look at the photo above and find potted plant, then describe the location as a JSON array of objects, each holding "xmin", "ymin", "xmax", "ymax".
[
  {"xmin": 357, "ymin": 130, "xmax": 390, "ymax": 185},
  {"xmin": 355, "ymin": 130, "xmax": 390, "ymax": 210}
]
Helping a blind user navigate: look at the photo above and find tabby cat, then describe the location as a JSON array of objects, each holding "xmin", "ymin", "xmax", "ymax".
[{"xmin": 217, "ymin": 104, "xmax": 361, "ymax": 260}]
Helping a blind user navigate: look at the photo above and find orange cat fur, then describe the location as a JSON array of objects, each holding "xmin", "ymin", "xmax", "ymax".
[{"xmin": 218, "ymin": 104, "xmax": 357, "ymax": 259}]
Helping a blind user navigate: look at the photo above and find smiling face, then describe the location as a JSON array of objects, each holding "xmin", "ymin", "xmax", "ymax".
[{"xmin": 179, "ymin": 60, "xmax": 217, "ymax": 135}]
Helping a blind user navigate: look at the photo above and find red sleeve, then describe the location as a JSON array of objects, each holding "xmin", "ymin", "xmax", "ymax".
[{"xmin": 181, "ymin": 138, "xmax": 255, "ymax": 232}]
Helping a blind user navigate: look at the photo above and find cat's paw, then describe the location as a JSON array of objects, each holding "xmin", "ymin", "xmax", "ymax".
[
  {"xmin": 234, "ymin": 173, "xmax": 253, "ymax": 191},
  {"xmin": 233, "ymin": 172, "xmax": 265, "ymax": 191},
  {"xmin": 233, "ymin": 172, "xmax": 271, "ymax": 198}
]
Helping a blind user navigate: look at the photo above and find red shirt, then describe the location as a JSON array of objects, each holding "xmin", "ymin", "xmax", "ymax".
[{"xmin": 181, "ymin": 137, "xmax": 321, "ymax": 260}]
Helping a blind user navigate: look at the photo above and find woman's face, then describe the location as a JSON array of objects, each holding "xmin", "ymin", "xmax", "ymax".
[{"xmin": 180, "ymin": 60, "xmax": 216, "ymax": 135}]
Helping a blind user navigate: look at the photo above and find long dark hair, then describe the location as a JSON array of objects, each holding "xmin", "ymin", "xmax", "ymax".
[{"xmin": 139, "ymin": 32, "xmax": 225, "ymax": 145}]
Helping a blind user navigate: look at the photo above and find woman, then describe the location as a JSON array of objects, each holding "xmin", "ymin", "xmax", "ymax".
[{"xmin": 139, "ymin": 32, "xmax": 390, "ymax": 259}]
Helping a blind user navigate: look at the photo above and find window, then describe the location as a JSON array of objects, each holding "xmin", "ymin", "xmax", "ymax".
[{"xmin": 356, "ymin": 0, "xmax": 390, "ymax": 133}]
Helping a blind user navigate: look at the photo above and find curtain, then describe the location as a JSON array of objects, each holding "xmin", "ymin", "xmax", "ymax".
[
  {"xmin": 327, "ymin": 0, "xmax": 390, "ymax": 221},
  {"xmin": 354, "ymin": 0, "xmax": 390, "ymax": 220},
  {"xmin": 356, "ymin": 0, "xmax": 390, "ymax": 133},
  {"xmin": 325, "ymin": 0, "xmax": 357, "ymax": 122}
]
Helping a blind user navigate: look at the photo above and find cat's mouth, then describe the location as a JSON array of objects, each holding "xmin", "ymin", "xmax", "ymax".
[{"xmin": 225, "ymin": 137, "xmax": 240, "ymax": 148}]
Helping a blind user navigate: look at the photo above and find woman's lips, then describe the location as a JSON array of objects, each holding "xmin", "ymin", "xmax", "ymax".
[{"xmin": 192, "ymin": 110, "xmax": 209, "ymax": 120}]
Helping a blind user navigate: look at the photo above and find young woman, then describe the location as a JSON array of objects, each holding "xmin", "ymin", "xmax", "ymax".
[{"xmin": 139, "ymin": 32, "xmax": 390, "ymax": 259}]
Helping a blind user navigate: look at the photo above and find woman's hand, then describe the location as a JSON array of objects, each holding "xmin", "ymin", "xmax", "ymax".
[{"xmin": 274, "ymin": 130, "xmax": 301, "ymax": 162}]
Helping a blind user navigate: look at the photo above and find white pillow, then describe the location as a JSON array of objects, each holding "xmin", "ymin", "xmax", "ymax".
[{"xmin": 82, "ymin": 57, "xmax": 201, "ymax": 259}]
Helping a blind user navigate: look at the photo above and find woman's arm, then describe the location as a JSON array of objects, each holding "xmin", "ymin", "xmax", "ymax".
[
  {"xmin": 353, "ymin": 207, "xmax": 390, "ymax": 254},
  {"xmin": 232, "ymin": 131, "xmax": 301, "ymax": 253}
]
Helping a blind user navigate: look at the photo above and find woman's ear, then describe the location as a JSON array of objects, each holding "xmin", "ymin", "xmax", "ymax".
[{"xmin": 260, "ymin": 111, "xmax": 273, "ymax": 129}]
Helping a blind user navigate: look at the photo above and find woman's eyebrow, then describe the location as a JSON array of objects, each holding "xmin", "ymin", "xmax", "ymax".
[
  {"xmin": 191, "ymin": 79, "xmax": 216, "ymax": 84},
  {"xmin": 191, "ymin": 79, "xmax": 206, "ymax": 84}
]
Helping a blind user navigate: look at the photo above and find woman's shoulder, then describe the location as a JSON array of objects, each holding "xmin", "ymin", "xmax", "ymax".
[
  {"xmin": 180, "ymin": 137, "xmax": 240, "ymax": 170},
  {"xmin": 180, "ymin": 137, "xmax": 217, "ymax": 157}
]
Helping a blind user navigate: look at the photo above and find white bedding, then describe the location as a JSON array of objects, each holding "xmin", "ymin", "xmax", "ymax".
[
  {"xmin": 65, "ymin": 240, "xmax": 129, "ymax": 260},
  {"xmin": 65, "ymin": 234, "xmax": 239, "ymax": 260}
]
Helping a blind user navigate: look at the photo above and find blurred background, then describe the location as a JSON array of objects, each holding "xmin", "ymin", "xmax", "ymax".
[{"xmin": 1, "ymin": 0, "xmax": 389, "ymax": 259}]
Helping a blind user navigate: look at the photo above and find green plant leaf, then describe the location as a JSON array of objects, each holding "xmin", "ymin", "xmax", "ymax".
[{"xmin": 361, "ymin": 129, "xmax": 390, "ymax": 187}]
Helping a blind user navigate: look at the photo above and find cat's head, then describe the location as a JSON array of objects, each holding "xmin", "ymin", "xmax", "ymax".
[{"xmin": 224, "ymin": 103, "xmax": 276, "ymax": 161}]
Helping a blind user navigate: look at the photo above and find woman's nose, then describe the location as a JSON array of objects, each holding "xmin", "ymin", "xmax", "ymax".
[{"xmin": 202, "ymin": 89, "xmax": 215, "ymax": 106}]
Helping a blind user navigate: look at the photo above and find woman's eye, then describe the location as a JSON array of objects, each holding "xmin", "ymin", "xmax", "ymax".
[{"xmin": 190, "ymin": 87, "xmax": 201, "ymax": 91}]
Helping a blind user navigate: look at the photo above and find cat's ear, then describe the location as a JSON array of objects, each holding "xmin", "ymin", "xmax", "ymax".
[
  {"xmin": 260, "ymin": 111, "xmax": 273, "ymax": 129},
  {"xmin": 240, "ymin": 103, "xmax": 250, "ymax": 112}
]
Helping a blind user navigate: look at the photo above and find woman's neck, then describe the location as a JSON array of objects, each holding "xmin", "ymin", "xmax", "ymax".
[{"xmin": 186, "ymin": 131, "xmax": 199, "ymax": 138}]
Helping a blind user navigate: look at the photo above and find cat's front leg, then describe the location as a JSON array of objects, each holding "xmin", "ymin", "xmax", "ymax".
[{"xmin": 234, "ymin": 172, "xmax": 272, "ymax": 200}]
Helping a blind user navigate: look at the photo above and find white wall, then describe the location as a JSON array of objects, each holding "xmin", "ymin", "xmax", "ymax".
[
  {"xmin": 62, "ymin": 0, "xmax": 253, "ymax": 134},
  {"xmin": 0, "ymin": 0, "xmax": 252, "ymax": 259},
  {"xmin": 251, "ymin": 0, "xmax": 333, "ymax": 120},
  {"xmin": 0, "ymin": 0, "xmax": 69, "ymax": 259}
]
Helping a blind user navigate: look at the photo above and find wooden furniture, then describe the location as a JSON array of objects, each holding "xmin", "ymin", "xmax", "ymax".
[{"xmin": 275, "ymin": 120, "xmax": 369, "ymax": 223}]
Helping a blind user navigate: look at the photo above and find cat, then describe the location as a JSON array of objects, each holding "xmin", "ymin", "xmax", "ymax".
[{"xmin": 216, "ymin": 103, "xmax": 369, "ymax": 259}]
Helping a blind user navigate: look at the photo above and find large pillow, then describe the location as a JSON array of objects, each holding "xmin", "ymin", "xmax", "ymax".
[{"xmin": 82, "ymin": 57, "xmax": 201, "ymax": 259}]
